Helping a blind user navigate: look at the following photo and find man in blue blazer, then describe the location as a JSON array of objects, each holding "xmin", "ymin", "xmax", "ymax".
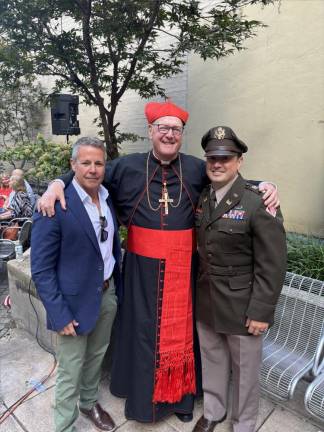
[{"xmin": 31, "ymin": 137, "xmax": 122, "ymax": 432}]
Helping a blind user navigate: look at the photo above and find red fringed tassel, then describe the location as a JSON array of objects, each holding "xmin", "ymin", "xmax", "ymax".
[{"xmin": 153, "ymin": 352, "xmax": 196, "ymax": 403}]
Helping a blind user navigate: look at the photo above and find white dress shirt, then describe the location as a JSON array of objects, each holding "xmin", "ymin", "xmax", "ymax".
[{"xmin": 72, "ymin": 178, "xmax": 115, "ymax": 280}]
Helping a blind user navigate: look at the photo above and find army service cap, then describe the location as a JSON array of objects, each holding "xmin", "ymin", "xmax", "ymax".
[{"xmin": 201, "ymin": 126, "xmax": 248, "ymax": 157}]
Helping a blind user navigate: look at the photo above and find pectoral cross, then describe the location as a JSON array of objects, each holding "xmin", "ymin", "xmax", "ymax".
[{"xmin": 159, "ymin": 182, "xmax": 174, "ymax": 215}]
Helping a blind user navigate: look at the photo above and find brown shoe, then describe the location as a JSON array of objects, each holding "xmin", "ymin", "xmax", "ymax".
[
  {"xmin": 192, "ymin": 414, "xmax": 226, "ymax": 432},
  {"xmin": 80, "ymin": 403, "xmax": 115, "ymax": 431}
]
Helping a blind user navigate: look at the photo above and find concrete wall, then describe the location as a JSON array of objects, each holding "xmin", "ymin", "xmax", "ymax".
[
  {"xmin": 186, "ymin": 0, "xmax": 324, "ymax": 236},
  {"xmin": 8, "ymin": 250, "xmax": 57, "ymax": 352}
]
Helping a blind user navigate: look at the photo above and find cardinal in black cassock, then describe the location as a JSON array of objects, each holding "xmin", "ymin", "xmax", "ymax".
[{"xmin": 107, "ymin": 101, "xmax": 207, "ymax": 422}]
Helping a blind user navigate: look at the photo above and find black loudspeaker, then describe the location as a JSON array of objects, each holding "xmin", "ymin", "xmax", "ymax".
[{"xmin": 50, "ymin": 94, "xmax": 81, "ymax": 135}]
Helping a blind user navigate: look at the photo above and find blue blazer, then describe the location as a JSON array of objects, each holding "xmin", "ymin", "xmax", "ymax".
[{"xmin": 31, "ymin": 183, "xmax": 122, "ymax": 335}]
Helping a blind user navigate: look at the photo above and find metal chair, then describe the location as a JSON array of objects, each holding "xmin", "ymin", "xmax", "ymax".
[
  {"xmin": 0, "ymin": 239, "xmax": 16, "ymax": 261},
  {"xmin": 1, "ymin": 218, "xmax": 32, "ymax": 249},
  {"xmin": 305, "ymin": 369, "xmax": 324, "ymax": 422},
  {"xmin": 260, "ymin": 272, "xmax": 324, "ymax": 400},
  {"xmin": 17, "ymin": 219, "xmax": 33, "ymax": 251}
]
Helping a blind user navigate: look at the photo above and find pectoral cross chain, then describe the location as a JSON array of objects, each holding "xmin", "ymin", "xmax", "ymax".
[{"xmin": 159, "ymin": 182, "xmax": 174, "ymax": 215}]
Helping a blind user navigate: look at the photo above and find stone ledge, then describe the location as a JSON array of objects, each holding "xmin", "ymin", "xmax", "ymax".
[{"xmin": 7, "ymin": 250, "xmax": 57, "ymax": 352}]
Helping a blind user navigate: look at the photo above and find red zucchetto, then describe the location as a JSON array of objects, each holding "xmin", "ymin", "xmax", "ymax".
[{"xmin": 145, "ymin": 101, "xmax": 189, "ymax": 124}]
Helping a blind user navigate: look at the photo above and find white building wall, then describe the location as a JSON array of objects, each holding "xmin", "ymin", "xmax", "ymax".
[{"xmin": 187, "ymin": 0, "xmax": 324, "ymax": 236}]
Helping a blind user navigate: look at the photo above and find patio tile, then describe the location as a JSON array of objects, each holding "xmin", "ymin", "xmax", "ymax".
[{"xmin": 259, "ymin": 407, "xmax": 321, "ymax": 432}]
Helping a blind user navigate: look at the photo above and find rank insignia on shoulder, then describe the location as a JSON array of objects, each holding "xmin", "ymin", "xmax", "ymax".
[
  {"xmin": 203, "ymin": 197, "xmax": 208, "ymax": 202},
  {"xmin": 222, "ymin": 209, "xmax": 246, "ymax": 220},
  {"xmin": 226, "ymin": 199, "xmax": 232, "ymax": 205},
  {"xmin": 246, "ymin": 183, "xmax": 262, "ymax": 195}
]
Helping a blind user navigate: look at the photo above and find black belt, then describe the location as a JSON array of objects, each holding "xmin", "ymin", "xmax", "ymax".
[{"xmin": 103, "ymin": 275, "xmax": 113, "ymax": 292}]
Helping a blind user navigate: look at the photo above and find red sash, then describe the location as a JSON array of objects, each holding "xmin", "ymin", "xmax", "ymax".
[{"xmin": 127, "ymin": 225, "xmax": 196, "ymax": 403}]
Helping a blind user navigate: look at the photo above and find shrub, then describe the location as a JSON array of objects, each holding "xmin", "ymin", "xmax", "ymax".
[
  {"xmin": 0, "ymin": 134, "xmax": 71, "ymax": 182},
  {"xmin": 287, "ymin": 233, "xmax": 324, "ymax": 281}
]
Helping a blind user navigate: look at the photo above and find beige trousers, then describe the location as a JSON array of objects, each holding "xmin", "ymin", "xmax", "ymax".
[{"xmin": 197, "ymin": 321, "xmax": 263, "ymax": 432}]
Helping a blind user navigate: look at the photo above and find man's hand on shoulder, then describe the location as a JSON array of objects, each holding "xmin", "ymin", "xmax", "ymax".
[
  {"xmin": 258, "ymin": 182, "xmax": 280, "ymax": 209},
  {"xmin": 58, "ymin": 320, "xmax": 79, "ymax": 336},
  {"xmin": 37, "ymin": 180, "xmax": 66, "ymax": 217}
]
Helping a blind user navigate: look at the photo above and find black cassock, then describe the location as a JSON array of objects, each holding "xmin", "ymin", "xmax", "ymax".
[{"xmin": 106, "ymin": 152, "xmax": 207, "ymax": 422}]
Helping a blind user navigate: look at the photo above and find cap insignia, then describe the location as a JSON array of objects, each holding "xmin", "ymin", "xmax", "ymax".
[{"xmin": 214, "ymin": 127, "xmax": 226, "ymax": 140}]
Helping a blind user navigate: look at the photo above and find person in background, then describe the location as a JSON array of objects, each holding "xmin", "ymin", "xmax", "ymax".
[
  {"xmin": 0, "ymin": 175, "xmax": 33, "ymax": 220},
  {"xmin": 0, "ymin": 174, "xmax": 12, "ymax": 209},
  {"xmin": 7, "ymin": 168, "xmax": 36, "ymax": 208},
  {"xmin": 193, "ymin": 126, "xmax": 287, "ymax": 432}
]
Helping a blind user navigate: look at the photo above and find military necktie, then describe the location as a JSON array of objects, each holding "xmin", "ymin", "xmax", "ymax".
[{"xmin": 210, "ymin": 188, "xmax": 217, "ymax": 212}]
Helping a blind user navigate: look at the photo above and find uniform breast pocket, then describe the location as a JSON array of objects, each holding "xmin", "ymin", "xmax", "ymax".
[{"xmin": 217, "ymin": 220, "xmax": 247, "ymax": 253}]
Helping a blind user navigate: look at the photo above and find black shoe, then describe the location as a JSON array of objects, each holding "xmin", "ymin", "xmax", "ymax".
[
  {"xmin": 192, "ymin": 414, "xmax": 227, "ymax": 432},
  {"xmin": 175, "ymin": 412, "xmax": 193, "ymax": 422}
]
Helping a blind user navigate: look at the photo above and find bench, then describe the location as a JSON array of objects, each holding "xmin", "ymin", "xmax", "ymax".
[
  {"xmin": 305, "ymin": 365, "xmax": 324, "ymax": 422},
  {"xmin": 260, "ymin": 271, "xmax": 324, "ymax": 400}
]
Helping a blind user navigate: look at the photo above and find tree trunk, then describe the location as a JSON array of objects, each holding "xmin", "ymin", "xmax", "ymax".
[{"xmin": 97, "ymin": 101, "xmax": 118, "ymax": 160}]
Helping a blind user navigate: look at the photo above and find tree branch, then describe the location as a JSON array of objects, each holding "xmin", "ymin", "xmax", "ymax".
[
  {"xmin": 153, "ymin": 27, "xmax": 181, "ymax": 41},
  {"xmin": 39, "ymin": 20, "xmax": 99, "ymax": 106},
  {"xmin": 116, "ymin": 0, "xmax": 162, "ymax": 101}
]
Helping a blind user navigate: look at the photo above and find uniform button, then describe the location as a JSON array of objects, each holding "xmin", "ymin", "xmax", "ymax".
[
  {"xmin": 98, "ymin": 266, "xmax": 103, "ymax": 271},
  {"xmin": 229, "ymin": 228, "xmax": 233, "ymax": 232},
  {"xmin": 208, "ymin": 253, "xmax": 212, "ymax": 257},
  {"xmin": 207, "ymin": 240, "xmax": 211, "ymax": 245},
  {"xmin": 97, "ymin": 286, "xmax": 102, "ymax": 292}
]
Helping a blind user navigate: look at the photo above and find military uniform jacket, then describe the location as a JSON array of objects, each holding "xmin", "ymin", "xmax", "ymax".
[{"xmin": 195, "ymin": 174, "xmax": 287, "ymax": 335}]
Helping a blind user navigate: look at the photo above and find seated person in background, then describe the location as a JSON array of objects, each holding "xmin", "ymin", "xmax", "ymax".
[
  {"xmin": 0, "ymin": 174, "xmax": 13, "ymax": 209},
  {"xmin": 0, "ymin": 175, "xmax": 33, "ymax": 220},
  {"xmin": 7, "ymin": 169, "xmax": 36, "ymax": 208}
]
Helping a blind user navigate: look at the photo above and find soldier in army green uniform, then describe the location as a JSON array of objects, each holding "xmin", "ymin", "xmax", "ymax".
[{"xmin": 192, "ymin": 127, "xmax": 287, "ymax": 432}]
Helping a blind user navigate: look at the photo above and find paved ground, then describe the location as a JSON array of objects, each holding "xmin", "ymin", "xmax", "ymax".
[
  {"xmin": 1, "ymin": 328, "xmax": 323, "ymax": 432},
  {"xmin": 0, "ymin": 270, "xmax": 323, "ymax": 432}
]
